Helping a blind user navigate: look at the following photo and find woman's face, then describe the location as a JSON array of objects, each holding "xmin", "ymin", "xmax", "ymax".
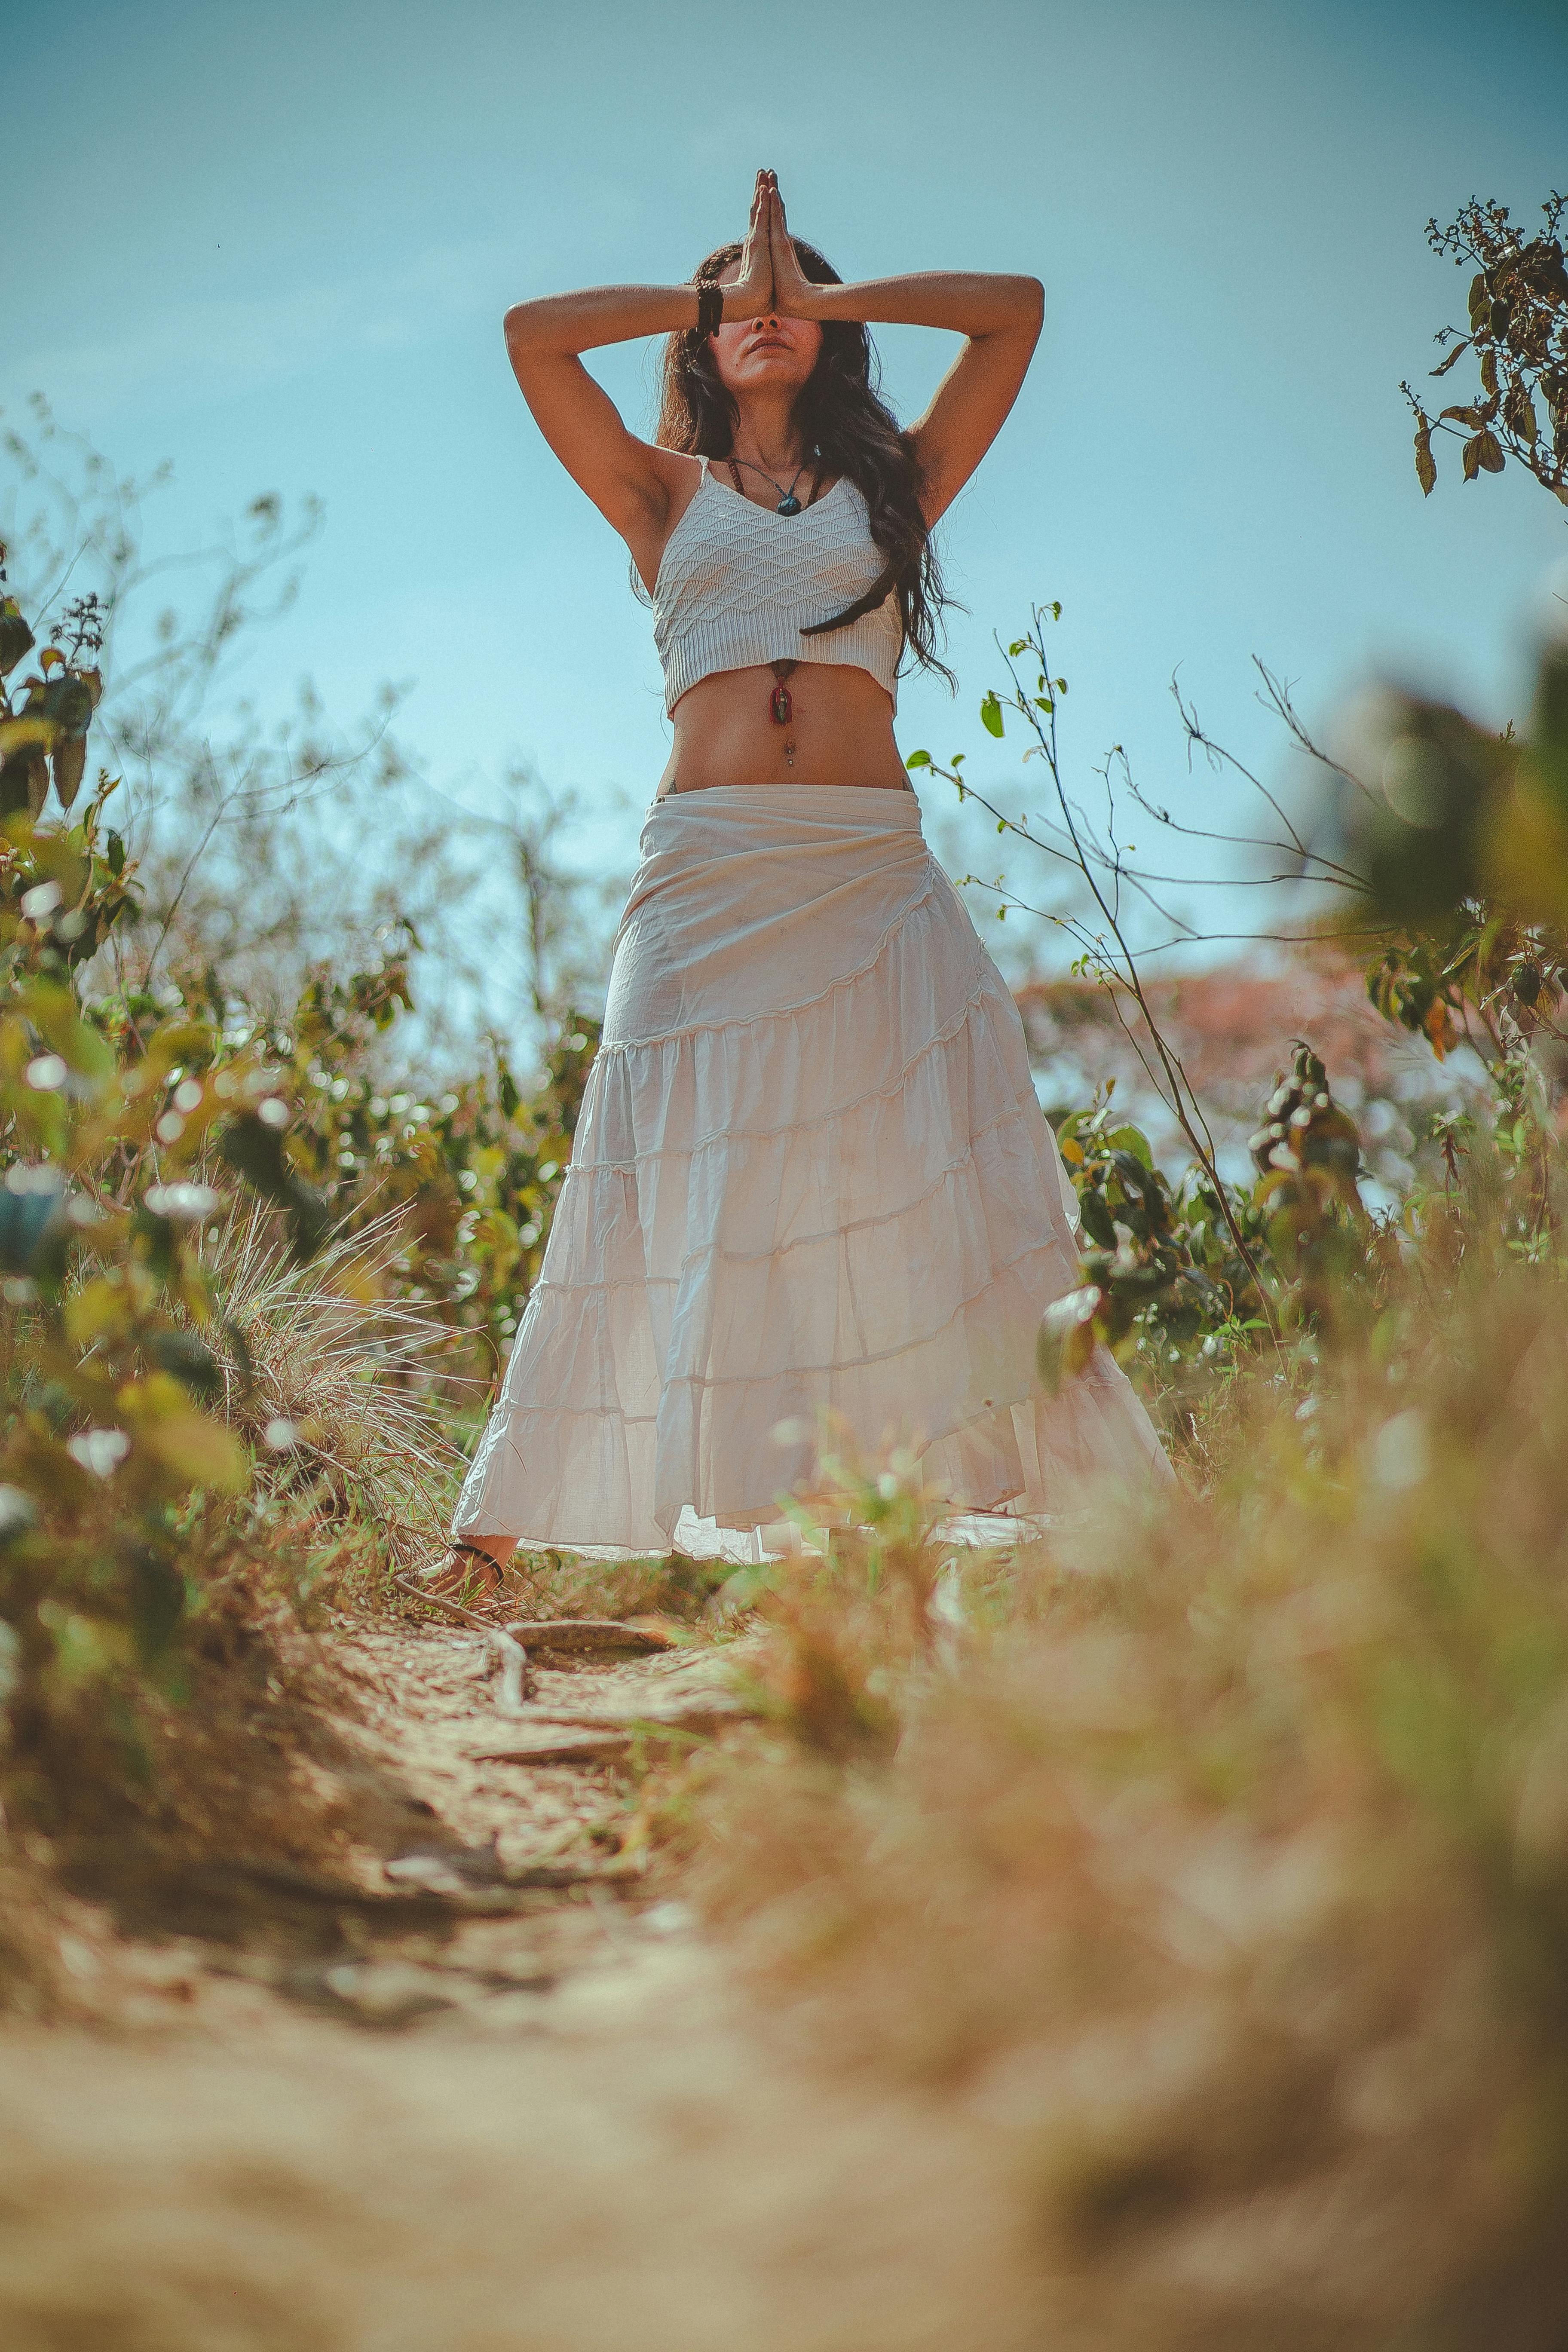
[{"xmin": 708, "ymin": 269, "xmax": 823, "ymax": 401}]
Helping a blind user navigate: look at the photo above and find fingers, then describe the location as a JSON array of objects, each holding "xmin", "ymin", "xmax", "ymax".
[{"xmin": 768, "ymin": 177, "xmax": 793, "ymax": 262}]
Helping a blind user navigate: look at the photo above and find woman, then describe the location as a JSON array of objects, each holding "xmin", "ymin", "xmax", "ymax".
[{"xmin": 436, "ymin": 171, "xmax": 1169, "ymax": 1598}]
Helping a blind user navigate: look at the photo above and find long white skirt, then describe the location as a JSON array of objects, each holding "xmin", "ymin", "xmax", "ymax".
[{"xmin": 455, "ymin": 785, "xmax": 1171, "ymax": 1553}]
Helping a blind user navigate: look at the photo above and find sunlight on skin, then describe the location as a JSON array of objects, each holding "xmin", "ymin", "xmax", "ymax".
[{"xmin": 426, "ymin": 1536, "xmax": 510, "ymax": 1599}]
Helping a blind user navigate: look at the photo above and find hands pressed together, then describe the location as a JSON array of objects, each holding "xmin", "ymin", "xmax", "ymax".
[{"xmin": 726, "ymin": 168, "xmax": 819, "ymax": 321}]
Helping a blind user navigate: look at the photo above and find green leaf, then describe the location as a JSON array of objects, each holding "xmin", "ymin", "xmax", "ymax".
[
  {"xmin": 1104, "ymin": 1124, "xmax": 1155, "ymax": 1170},
  {"xmin": 1077, "ymin": 1190, "xmax": 1118, "ymax": 1250},
  {"xmin": 0, "ymin": 598, "xmax": 35, "ymax": 676},
  {"xmin": 1008, "ymin": 638, "xmax": 1030, "ymax": 656},
  {"xmin": 0, "ymin": 1169, "xmax": 70, "ymax": 1282},
  {"xmin": 148, "ymin": 1328, "xmax": 226, "ymax": 1402},
  {"xmin": 52, "ymin": 734, "xmax": 87, "ymax": 810},
  {"xmin": 0, "ymin": 716, "xmax": 55, "ymax": 760},
  {"xmin": 980, "ymin": 691, "xmax": 1005, "ymax": 739},
  {"xmin": 1476, "ymin": 428, "xmax": 1505, "ymax": 474},
  {"xmin": 1504, "ymin": 383, "xmax": 1538, "ymax": 444},
  {"xmin": 41, "ymin": 671, "xmax": 98, "ymax": 736},
  {"xmin": 141, "ymin": 1410, "xmax": 249, "ymax": 1495},
  {"xmin": 904, "ymin": 749, "xmax": 931, "ymax": 770},
  {"xmin": 217, "ymin": 1112, "xmax": 331, "ymax": 1262},
  {"xmin": 129, "ymin": 1544, "xmax": 187, "ymax": 1662}
]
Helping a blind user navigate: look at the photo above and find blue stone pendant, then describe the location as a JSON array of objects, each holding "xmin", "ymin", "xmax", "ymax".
[{"xmin": 776, "ymin": 493, "xmax": 802, "ymax": 515}]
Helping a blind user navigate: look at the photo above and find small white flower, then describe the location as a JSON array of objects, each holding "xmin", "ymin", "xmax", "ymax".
[
  {"xmin": 67, "ymin": 1428, "xmax": 132, "ymax": 1478},
  {"xmin": 4, "ymin": 1164, "xmax": 62, "ymax": 1197},
  {"xmin": 1371, "ymin": 1409, "xmax": 1430, "ymax": 1493},
  {"xmin": 144, "ymin": 1183, "xmax": 220, "ymax": 1223}
]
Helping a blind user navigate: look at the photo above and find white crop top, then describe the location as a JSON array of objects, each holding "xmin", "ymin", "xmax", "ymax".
[{"xmin": 650, "ymin": 459, "xmax": 904, "ymax": 716}]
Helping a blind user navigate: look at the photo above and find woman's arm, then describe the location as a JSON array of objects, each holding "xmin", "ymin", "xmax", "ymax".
[
  {"xmin": 766, "ymin": 178, "xmax": 1043, "ymax": 525},
  {"xmin": 502, "ymin": 172, "xmax": 775, "ymax": 554}
]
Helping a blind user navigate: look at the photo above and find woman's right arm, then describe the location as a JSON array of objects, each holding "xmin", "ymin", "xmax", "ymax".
[{"xmin": 502, "ymin": 172, "xmax": 772, "ymax": 551}]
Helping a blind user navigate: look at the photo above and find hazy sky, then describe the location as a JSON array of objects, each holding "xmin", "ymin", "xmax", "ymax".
[{"xmin": 6, "ymin": 0, "xmax": 1568, "ymax": 974}]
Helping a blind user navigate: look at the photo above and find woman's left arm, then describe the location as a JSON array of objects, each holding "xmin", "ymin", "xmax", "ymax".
[{"xmin": 767, "ymin": 178, "xmax": 1043, "ymax": 524}]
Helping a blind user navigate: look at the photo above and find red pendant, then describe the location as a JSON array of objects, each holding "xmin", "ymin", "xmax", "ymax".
[{"xmin": 770, "ymin": 681, "xmax": 793, "ymax": 725}]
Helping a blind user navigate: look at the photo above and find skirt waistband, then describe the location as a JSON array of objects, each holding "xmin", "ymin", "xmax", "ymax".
[{"xmin": 644, "ymin": 782, "xmax": 924, "ymax": 839}]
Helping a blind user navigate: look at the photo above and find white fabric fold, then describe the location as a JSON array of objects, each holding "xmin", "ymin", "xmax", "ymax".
[{"xmin": 456, "ymin": 785, "xmax": 1172, "ymax": 1552}]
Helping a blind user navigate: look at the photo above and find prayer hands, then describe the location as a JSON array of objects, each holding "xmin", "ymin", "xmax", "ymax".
[
  {"xmin": 725, "ymin": 171, "xmax": 775, "ymax": 319},
  {"xmin": 764, "ymin": 173, "xmax": 819, "ymax": 318}
]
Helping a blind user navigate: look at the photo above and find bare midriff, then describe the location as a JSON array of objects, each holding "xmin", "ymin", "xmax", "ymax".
[{"xmin": 655, "ymin": 662, "xmax": 912, "ymax": 799}]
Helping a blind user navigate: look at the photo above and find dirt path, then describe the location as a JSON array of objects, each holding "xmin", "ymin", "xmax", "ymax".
[{"xmin": 0, "ymin": 1615, "xmax": 1051, "ymax": 2352}]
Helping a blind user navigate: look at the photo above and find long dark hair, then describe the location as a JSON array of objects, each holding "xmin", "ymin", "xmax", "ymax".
[{"xmin": 654, "ymin": 237, "xmax": 955, "ymax": 687}]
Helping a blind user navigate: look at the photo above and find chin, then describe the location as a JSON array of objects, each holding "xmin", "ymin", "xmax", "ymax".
[{"xmin": 735, "ymin": 359, "xmax": 812, "ymax": 392}]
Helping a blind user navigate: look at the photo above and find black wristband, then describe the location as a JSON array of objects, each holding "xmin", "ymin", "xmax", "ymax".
[{"xmin": 693, "ymin": 278, "xmax": 723, "ymax": 340}]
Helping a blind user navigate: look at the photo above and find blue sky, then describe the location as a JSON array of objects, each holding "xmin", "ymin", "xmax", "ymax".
[{"xmin": 6, "ymin": 0, "xmax": 1567, "ymax": 983}]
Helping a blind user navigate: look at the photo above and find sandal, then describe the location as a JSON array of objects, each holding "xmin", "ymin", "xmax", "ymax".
[{"xmin": 424, "ymin": 1540, "xmax": 506, "ymax": 1608}]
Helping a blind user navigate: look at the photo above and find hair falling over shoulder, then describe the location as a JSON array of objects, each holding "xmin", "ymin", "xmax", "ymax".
[{"xmin": 655, "ymin": 238, "xmax": 956, "ymax": 688}]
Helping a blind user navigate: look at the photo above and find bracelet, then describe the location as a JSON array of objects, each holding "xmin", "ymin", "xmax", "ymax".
[{"xmin": 693, "ymin": 277, "xmax": 723, "ymax": 340}]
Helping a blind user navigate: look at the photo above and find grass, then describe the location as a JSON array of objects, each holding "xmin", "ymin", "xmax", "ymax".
[
  {"xmin": 199, "ymin": 1200, "xmax": 463, "ymax": 1577},
  {"xmin": 647, "ymin": 1241, "xmax": 1568, "ymax": 2348}
]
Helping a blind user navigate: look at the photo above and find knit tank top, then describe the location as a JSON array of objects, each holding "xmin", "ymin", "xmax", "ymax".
[{"xmin": 651, "ymin": 459, "xmax": 904, "ymax": 716}]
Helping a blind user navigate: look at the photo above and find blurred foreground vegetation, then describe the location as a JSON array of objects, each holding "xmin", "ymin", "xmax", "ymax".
[{"xmin": 655, "ymin": 1215, "xmax": 1568, "ymax": 2346}]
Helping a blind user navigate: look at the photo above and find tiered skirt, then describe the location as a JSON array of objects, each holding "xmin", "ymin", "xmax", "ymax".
[{"xmin": 455, "ymin": 785, "xmax": 1171, "ymax": 1552}]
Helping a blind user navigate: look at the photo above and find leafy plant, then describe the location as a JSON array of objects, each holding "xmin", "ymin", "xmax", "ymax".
[
  {"xmin": 0, "ymin": 557, "xmax": 456, "ymax": 1812},
  {"xmin": 0, "ymin": 527, "xmax": 621, "ymax": 1855},
  {"xmin": 1039, "ymin": 1088, "xmax": 1258, "ymax": 1387},
  {"xmin": 1403, "ymin": 192, "xmax": 1568, "ymax": 509},
  {"xmin": 0, "ymin": 558, "xmax": 104, "ymax": 823},
  {"xmin": 1326, "ymin": 646, "xmax": 1568, "ymax": 1250},
  {"xmin": 909, "ymin": 608, "xmax": 1287, "ymax": 1348}
]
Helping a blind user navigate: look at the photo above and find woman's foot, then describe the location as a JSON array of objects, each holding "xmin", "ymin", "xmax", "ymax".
[{"xmin": 423, "ymin": 1540, "xmax": 508, "ymax": 1611}]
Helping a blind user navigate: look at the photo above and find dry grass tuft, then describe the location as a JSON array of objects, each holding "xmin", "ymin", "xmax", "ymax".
[
  {"xmin": 664, "ymin": 1262, "xmax": 1568, "ymax": 2347},
  {"xmin": 200, "ymin": 1204, "xmax": 462, "ymax": 1573}
]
